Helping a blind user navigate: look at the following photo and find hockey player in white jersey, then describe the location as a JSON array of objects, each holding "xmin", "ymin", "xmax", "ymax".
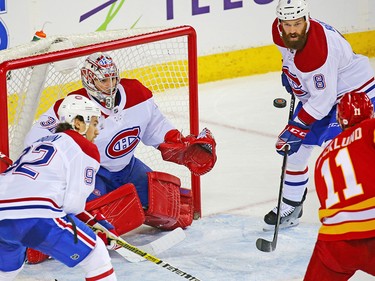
[
  {"xmin": 264, "ymin": 0, "xmax": 375, "ymax": 230},
  {"xmin": 0, "ymin": 95, "xmax": 118, "ymax": 280},
  {"xmin": 25, "ymin": 52, "xmax": 217, "ymax": 238}
]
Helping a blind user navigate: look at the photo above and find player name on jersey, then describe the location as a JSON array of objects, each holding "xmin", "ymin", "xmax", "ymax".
[{"xmin": 321, "ymin": 127, "xmax": 362, "ymax": 158}]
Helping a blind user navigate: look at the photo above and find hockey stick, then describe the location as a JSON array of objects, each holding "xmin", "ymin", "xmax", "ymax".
[
  {"xmin": 115, "ymin": 227, "xmax": 186, "ymax": 263},
  {"xmin": 85, "ymin": 212, "xmax": 201, "ymax": 280},
  {"xmin": 256, "ymin": 94, "xmax": 295, "ymax": 252}
]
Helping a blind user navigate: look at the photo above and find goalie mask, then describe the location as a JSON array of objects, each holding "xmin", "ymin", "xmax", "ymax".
[
  {"xmin": 80, "ymin": 52, "xmax": 120, "ymax": 109},
  {"xmin": 337, "ymin": 91, "xmax": 374, "ymax": 129},
  {"xmin": 58, "ymin": 94, "xmax": 101, "ymax": 134}
]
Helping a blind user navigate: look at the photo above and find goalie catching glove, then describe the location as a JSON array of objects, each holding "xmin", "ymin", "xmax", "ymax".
[
  {"xmin": 158, "ymin": 128, "xmax": 217, "ymax": 176},
  {"xmin": 77, "ymin": 211, "xmax": 120, "ymax": 250}
]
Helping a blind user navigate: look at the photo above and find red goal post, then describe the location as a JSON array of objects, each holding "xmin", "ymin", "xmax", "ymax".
[{"xmin": 0, "ymin": 25, "xmax": 202, "ymax": 218}]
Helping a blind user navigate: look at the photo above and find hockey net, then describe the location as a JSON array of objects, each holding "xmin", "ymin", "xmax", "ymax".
[{"xmin": 0, "ymin": 25, "xmax": 202, "ymax": 218}]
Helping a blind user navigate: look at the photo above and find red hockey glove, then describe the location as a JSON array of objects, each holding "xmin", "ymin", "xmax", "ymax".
[
  {"xmin": 158, "ymin": 128, "xmax": 217, "ymax": 176},
  {"xmin": 184, "ymin": 128, "xmax": 217, "ymax": 175},
  {"xmin": 276, "ymin": 120, "xmax": 311, "ymax": 156},
  {"xmin": 77, "ymin": 210, "xmax": 119, "ymax": 250},
  {"xmin": 26, "ymin": 248, "xmax": 50, "ymax": 264}
]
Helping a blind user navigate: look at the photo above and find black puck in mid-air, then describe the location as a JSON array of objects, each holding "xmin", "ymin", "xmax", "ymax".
[{"xmin": 273, "ymin": 98, "xmax": 287, "ymax": 108}]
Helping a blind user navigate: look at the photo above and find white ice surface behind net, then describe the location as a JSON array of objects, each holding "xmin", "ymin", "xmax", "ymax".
[{"xmin": 15, "ymin": 59, "xmax": 375, "ymax": 281}]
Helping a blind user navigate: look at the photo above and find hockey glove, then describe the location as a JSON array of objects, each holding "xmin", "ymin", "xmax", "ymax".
[
  {"xmin": 158, "ymin": 128, "xmax": 217, "ymax": 176},
  {"xmin": 281, "ymin": 72, "xmax": 293, "ymax": 94},
  {"xmin": 26, "ymin": 248, "xmax": 50, "ymax": 264},
  {"xmin": 77, "ymin": 211, "xmax": 119, "ymax": 250},
  {"xmin": 276, "ymin": 120, "xmax": 310, "ymax": 156},
  {"xmin": 184, "ymin": 128, "xmax": 217, "ymax": 175}
]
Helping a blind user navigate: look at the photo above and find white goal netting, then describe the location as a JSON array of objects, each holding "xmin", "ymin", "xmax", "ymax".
[{"xmin": 0, "ymin": 26, "xmax": 200, "ymax": 214}]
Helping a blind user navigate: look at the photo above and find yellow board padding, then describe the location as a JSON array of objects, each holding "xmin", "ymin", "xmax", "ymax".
[
  {"xmin": 344, "ymin": 30, "xmax": 375, "ymax": 58},
  {"xmin": 7, "ymin": 29, "xmax": 374, "ymax": 125},
  {"xmin": 198, "ymin": 29, "xmax": 375, "ymax": 83},
  {"xmin": 198, "ymin": 45, "xmax": 281, "ymax": 83}
]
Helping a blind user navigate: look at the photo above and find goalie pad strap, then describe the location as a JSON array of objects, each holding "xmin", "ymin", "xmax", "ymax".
[
  {"xmin": 159, "ymin": 188, "xmax": 194, "ymax": 231},
  {"xmin": 144, "ymin": 171, "xmax": 181, "ymax": 229},
  {"xmin": 85, "ymin": 183, "xmax": 145, "ymax": 235}
]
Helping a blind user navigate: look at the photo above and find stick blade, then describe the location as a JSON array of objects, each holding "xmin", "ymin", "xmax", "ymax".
[
  {"xmin": 115, "ymin": 227, "xmax": 186, "ymax": 263},
  {"xmin": 256, "ymin": 238, "xmax": 275, "ymax": 252}
]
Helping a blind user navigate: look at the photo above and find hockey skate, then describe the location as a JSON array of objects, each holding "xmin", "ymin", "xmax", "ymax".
[{"xmin": 263, "ymin": 202, "xmax": 303, "ymax": 231}]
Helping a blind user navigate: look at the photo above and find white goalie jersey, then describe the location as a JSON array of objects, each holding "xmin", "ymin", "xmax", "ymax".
[
  {"xmin": 25, "ymin": 78, "xmax": 175, "ymax": 172},
  {"xmin": 0, "ymin": 130, "xmax": 100, "ymax": 219}
]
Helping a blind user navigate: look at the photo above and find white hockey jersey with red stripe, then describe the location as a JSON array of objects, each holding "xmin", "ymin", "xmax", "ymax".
[
  {"xmin": 25, "ymin": 78, "xmax": 175, "ymax": 172},
  {"xmin": 272, "ymin": 18, "xmax": 375, "ymax": 125},
  {"xmin": 0, "ymin": 130, "xmax": 100, "ymax": 219}
]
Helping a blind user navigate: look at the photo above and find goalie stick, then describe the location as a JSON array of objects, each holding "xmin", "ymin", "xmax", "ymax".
[
  {"xmin": 256, "ymin": 94, "xmax": 295, "ymax": 253},
  {"xmin": 115, "ymin": 227, "xmax": 186, "ymax": 263},
  {"xmin": 84, "ymin": 211, "xmax": 201, "ymax": 280}
]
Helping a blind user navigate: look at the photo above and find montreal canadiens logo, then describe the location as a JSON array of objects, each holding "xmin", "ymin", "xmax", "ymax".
[
  {"xmin": 282, "ymin": 67, "xmax": 307, "ymax": 97},
  {"xmin": 106, "ymin": 127, "xmax": 141, "ymax": 159}
]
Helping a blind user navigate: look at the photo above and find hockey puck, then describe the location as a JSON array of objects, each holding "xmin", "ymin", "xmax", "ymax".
[{"xmin": 273, "ymin": 98, "xmax": 287, "ymax": 108}]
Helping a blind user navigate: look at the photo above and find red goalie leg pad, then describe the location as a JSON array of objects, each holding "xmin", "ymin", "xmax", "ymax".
[
  {"xmin": 26, "ymin": 248, "xmax": 50, "ymax": 264},
  {"xmin": 144, "ymin": 171, "xmax": 181, "ymax": 229},
  {"xmin": 85, "ymin": 183, "xmax": 145, "ymax": 235},
  {"xmin": 160, "ymin": 188, "xmax": 194, "ymax": 231}
]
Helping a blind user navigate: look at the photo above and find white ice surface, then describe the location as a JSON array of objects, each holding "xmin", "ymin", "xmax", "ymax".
[{"xmin": 15, "ymin": 59, "xmax": 375, "ymax": 281}]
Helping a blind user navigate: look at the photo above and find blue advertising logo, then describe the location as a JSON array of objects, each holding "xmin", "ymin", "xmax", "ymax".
[
  {"xmin": 0, "ymin": 0, "xmax": 8, "ymax": 50},
  {"xmin": 167, "ymin": 0, "xmax": 274, "ymax": 20}
]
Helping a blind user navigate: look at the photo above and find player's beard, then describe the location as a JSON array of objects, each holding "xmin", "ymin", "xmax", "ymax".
[{"xmin": 281, "ymin": 24, "xmax": 308, "ymax": 51}]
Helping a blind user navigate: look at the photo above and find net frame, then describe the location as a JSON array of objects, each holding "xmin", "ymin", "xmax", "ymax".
[{"xmin": 0, "ymin": 25, "xmax": 202, "ymax": 218}]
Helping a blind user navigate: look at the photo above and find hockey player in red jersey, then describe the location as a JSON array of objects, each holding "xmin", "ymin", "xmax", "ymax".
[
  {"xmin": 25, "ymin": 52, "xmax": 217, "ymax": 238},
  {"xmin": 0, "ymin": 95, "xmax": 118, "ymax": 280},
  {"xmin": 304, "ymin": 91, "xmax": 375, "ymax": 280},
  {"xmin": 264, "ymin": 0, "xmax": 375, "ymax": 230}
]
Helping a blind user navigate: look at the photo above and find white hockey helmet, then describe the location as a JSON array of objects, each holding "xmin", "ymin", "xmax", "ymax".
[
  {"xmin": 80, "ymin": 52, "xmax": 120, "ymax": 109},
  {"xmin": 58, "ymin": 95, "xmax": 101, "ymax": 130},
  {"xmin": 276, "ymin": 0, "xmax": 309, "ymax": 21}
]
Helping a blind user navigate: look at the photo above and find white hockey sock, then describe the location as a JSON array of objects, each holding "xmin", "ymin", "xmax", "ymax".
[{"xmin": 283, "ymin": 167, "xmax": 308, "ymax": 204}]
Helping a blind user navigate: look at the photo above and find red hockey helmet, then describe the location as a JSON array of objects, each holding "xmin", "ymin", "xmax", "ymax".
[{"xmin": 337, "ymin": 91, "xmax": 374, "ymax": 129}]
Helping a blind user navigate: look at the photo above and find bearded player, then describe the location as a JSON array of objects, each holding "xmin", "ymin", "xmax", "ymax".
[{"xmin": 265, "ymin": 0, "xmax": 375, "ymax": 230}]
